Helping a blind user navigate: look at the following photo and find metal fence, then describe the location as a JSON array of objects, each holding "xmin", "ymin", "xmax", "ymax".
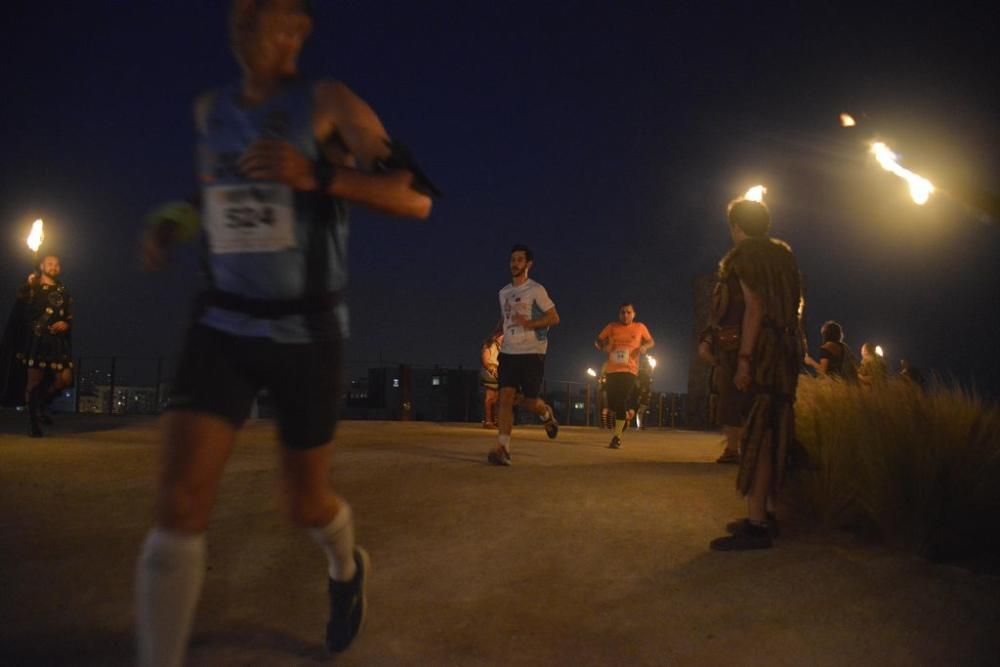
[{"xmin": 64, "ymin": 357, "xmax": 689, "ymax": 428}]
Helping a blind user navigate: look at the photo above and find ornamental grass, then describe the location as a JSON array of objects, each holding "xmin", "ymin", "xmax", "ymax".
[{"xmin": 791, "ymin": 374, "xmax": 1000, "ymax": 562}]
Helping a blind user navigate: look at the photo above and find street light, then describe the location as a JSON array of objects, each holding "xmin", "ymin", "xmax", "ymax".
[
  {"xmin": 875, "ymin": 345, "xmax": 884, "ymax": 358},
  {"xmin": 646, "ymin": 356, "xmax": 657, "ymax": 370},
  {"xmin": 585, "ymin": 368, "xmax": 597, "ymax": 426}
]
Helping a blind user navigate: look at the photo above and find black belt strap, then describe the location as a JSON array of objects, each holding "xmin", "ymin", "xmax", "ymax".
[{"xmin": 198, "ymin": 289, "xmax": 340, "ymax": 319}]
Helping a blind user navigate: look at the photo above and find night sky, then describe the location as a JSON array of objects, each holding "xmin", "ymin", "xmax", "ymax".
[{"xmin": 3, "ymin": 1, "xmax": 999, "ymax": 396}]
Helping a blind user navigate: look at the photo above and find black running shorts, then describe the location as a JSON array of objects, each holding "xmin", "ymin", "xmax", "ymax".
[
  {"xmin": 605, "ymin": 371, "xmax": 637, "ymax": 416},
  {"xmin": 167, "ymin": 324, "xmax": 342, "ymax": 449},
  {"xmin": 497, "ymin": 352, "xmax": 546, "ymax": 399}
]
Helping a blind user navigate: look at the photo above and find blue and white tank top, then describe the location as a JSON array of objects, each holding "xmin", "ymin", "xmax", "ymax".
[{"xmin": 196, "ymin": 79, "xmax": 349, "ymax": 342}]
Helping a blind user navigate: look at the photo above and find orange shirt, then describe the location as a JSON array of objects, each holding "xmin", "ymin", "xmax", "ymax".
[{"xmin": 597, "ymin": 321, "xmax": 652, "ymax": 375}]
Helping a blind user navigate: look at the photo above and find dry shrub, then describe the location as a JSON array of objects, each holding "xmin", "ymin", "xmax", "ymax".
[{"xmin": 791, "ymin": 374, "xmax": 1000, "ymax": 561}]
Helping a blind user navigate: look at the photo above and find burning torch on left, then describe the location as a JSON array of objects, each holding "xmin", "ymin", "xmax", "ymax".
[{"xmin": 27, "ymin": 219, "xmax": 45, "ymax": 271}]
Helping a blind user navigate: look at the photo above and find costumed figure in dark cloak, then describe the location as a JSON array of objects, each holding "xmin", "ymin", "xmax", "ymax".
[
  {"xmin": 0, "ymin": 254, "xmax": 74, "ymax": 437},
  {"xmin": 705, "ymin": 199, "xmax": 804, "ymax": 551}
]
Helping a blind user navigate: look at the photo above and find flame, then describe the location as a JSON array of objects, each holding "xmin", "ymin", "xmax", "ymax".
[
  {"xmin": 26, "ymin": 219, "xmax": 44, "ymax": 252},
  {"xmin": 647, "ymin": 356, "xmax": 657, "ymax": 370},
  {"xmin": 871, "ymin": 142, "xmax": 934, "ymax": 205},
  {"xmin": 743, "ymin": 185, "xmax": 766, "ymax": 202},
  {"xmin": 839, "ymin": 113, "xmax": 856, "ymax": 128},
  {"xmin": 586, "ymin": 368, "xmax": 597, "ymax": 377},
  {"xmin": 875, "ymin": 345, "xmax": 884, "ymax": 358}
]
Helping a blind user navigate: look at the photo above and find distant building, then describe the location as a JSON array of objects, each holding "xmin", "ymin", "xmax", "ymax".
[
  {"xmin": 79, "ymin": 385, "xmax": 166, "ymax": 415},
  {"xmin": 340, "ymin": 365, "xmax": 480, "ymax": 422}
]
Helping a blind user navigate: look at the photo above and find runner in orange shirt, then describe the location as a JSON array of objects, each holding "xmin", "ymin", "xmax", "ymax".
[{"xmin": 594, "ymin": 303, "xmax": 654, "ymax": 449}]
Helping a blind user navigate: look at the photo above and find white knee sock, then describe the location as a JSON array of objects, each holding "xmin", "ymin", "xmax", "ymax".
[
  {"xmin": 136, "ymin": 528, "xmax": 206, "ymax": 667},
  {"xmin": 308, "ymin": 503, "xmax": 357, "ymax": 582}
]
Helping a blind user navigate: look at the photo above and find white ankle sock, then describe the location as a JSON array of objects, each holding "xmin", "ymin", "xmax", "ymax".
[
  {"xmin": 136, "ymin": 528, "xmax": 206, "ymax": 667},
  {"xmin": 308, "ymin": 503, "xmax": 357, "ymax": 582},
  {"xmin": 497, "ymin": 434, "xmax": 511, "ymax": 451}
]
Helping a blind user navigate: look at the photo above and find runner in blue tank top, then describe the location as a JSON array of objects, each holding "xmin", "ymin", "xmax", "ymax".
[{"xmin": 136, "ymin": 2, "xmax": 437, "ymax": 664}]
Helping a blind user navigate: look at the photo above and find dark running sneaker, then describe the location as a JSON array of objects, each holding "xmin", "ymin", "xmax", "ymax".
[
  {"xmin": 726, "ymin": 513, "xmax": 779, "ymax": 538},
  {"xmin": 609, "ymin": 435, "xmax": 621, "ymax": 449},
  {"xmin": 487, "ymin": 448, "xmax": 512, "ymax": 466},
  {"xmin": 715, "ymin": 450, "xmax": 740, "ymax": 464},
  {"xmin": 710, "ymin": 521, "xmax": 772, "ymax": 551},
  {"xmin": 543, "ymin": 411, "xmax": 559, "ymax": 440},
  {"xmin": 325, "ymin": 546, "xmax": 370, "ymax": 654}
]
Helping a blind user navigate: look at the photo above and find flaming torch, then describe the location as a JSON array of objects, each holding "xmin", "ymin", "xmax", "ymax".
[
  {"xmin": 871, "ymin": 142, "xmax": 935, "ymax": 205},
  {"xmin": 26, "ymin": 219, "xmax": 45, "ymax": 275},
  {"xmin": 743, "ymin": 185, "xmax": 766, "ymax": 203}
]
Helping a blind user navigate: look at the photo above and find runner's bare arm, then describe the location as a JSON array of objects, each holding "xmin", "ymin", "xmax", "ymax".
[
  {"xmin": 517, "ymin": 307, "xmax": 560, "ymax": 330},
  {"xmin": 314, "ymin": 81, "xmax": 432, "ymax": 219},
  {"xmin": 138, "ymin": 95, "xmax": 217, "ymax": 271}
]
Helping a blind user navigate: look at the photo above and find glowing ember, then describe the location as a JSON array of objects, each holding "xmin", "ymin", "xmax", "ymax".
[
  {"xmin": 647, "ymin": 356, "xmax": 657, "ymax": 370},
  {"xmin": 26, "ymin": 219, "xmax": 44, "ymax": 252},
  {"xmin": 743, "ymin": 185, "xmax": 766, "ymax": 202},
  {"xmin": 875, "ymin": 345, "xmax": 884, "ymax": 358},
  {"xmin": 586, "ymin": 368, "xmax": 597, "ymax": 377},
  {"xmin": 871, "ymin": 142, "xmax": 934, "ymax": 205},
  {"xmin": 839, "ymin": 113, "xmax": 856, "ymax": 128}
]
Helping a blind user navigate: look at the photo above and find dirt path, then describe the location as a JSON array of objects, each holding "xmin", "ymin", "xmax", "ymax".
[{"xmin": 2, "ymin": 415, "xmax": 998, "ymax": 665}]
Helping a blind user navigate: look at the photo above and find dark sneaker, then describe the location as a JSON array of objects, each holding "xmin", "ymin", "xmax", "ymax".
[
  {"xmin": 487, "ymin": 448, "xmax": 512, "ymax": 466},
  {"xmin": 28, "ymin": 418, "xmax": 43, "ymax": 438},
  {"xmin": 543, "ymin": 411, "xmax": 559, "ymax": 440},
  {"xmin": 710, "ymin": 521, "xmax": 772, "ymax": 551},
  {"xmin": 715, "ymin": 450, "xmax": 740, "ymax": 464},
  {"xmin": 726, "ymin": 513, "xmax": 779, "ymax": 538},
  {"xmin": 608, "ymin": 435, "xmax": 621, "ymax": 449},
  {"xmin": 325, "ymin": 546, "xmax": 370, "ymax": 654}
]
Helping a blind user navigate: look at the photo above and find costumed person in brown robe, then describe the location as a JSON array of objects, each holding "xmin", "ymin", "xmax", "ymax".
[{"xmin": 704, "ymin": 198, "xmax": 803, "ymax": 551}]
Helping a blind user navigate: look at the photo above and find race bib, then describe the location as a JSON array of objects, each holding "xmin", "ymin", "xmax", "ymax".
[
  {"xmin": 612, "ymin": 348, "xmax": 630, "ymax": 364},
  {"xmin": 204, "ymin": 184, "xmax": 297, "ymax": 254},
  {"xmin": 506, "ymin": 325, "xmax": 526, "ymax": 340}
]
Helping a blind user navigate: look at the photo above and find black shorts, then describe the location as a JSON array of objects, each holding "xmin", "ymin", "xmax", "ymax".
[
  {"xmin": 167, "ymin": 324, "xmax": 342, "ymax": 449},
  {"xmin": 497, "ymin": 352, "xmax": 545, "ymax": 399},
  {"xmin": 605, "ymin": 371, "xmax": 637, "ymax": 415}
]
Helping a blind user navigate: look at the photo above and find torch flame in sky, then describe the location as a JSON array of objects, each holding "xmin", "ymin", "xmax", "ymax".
[
  {"xmin": 871, "ymin": 142, "xmax": 935, "ymax": 205},
  {"xmin": 839, "ymin": 113, "xmax": 856, "ymax": 127},
  {"xmin": 743, "ymin": 185, "xmax": 766, "ymax": 202},
  {"xmin": 26, "ymin": 219, "xmax": 44, "ymax": 252}
]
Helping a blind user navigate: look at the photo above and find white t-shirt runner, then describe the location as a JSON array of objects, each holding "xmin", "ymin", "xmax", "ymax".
[{"xmin": 498, "ymin": 279, "xmax": 555, "ymax": 355}]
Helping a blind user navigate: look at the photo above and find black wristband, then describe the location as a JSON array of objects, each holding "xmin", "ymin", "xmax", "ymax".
[{"xmin": 315, "ymin": 161, "xmax": 336, "ymax": 193}]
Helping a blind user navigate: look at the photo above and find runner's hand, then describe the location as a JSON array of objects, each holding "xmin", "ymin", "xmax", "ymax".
[{"xmin": 239, "ymin": 139, "xmax": 318, "ymax": 191}]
